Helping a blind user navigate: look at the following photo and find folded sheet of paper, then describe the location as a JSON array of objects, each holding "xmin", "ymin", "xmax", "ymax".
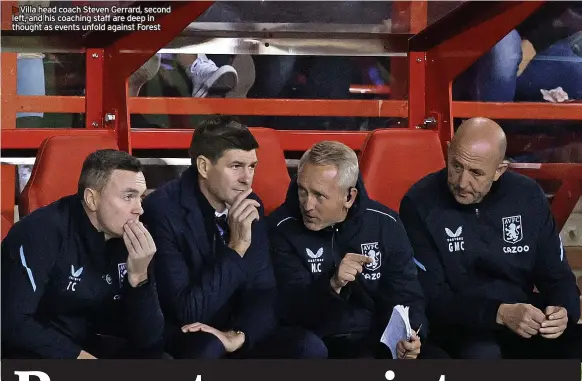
[{"xmin": 380, "ymin": 305, "xmax": 413, "ymax": 359}]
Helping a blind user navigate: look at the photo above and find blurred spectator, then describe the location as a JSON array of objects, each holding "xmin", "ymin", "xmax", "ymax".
[
  {"xmin": 189, "ymin": 54, "xmax": 237, "ymax": 98},
  {"xmin": 16, "ymin": 53, "xmax": 45, "ymax": 122},
  {"xmin": 515, "ymin": 3, "xmax": 582, "ymax": 101},
  {"xmin": 453, "ymin": 30, "xmax": 522, "ymax": 102},
  {"xmin": 131, "ymin": 54, "xmax": 239, "ymax": 129},
  {"xmin": 198, "ymin": 1, "xmax": 393, "ymax": 130},
  {"xmin": 137, "ymin": 54, "xmax": 238, "ymax": 99},
  {"xmin": 198, "ymin": 1, "xmax": 391, "ymax": 24},
  {"xmin": 16, "ymin": 52, "xmax": 46, "ymax": 196},
  {"xmin": 454, "ymin": 2, "xmax": 582, "ymax": 102},
  {"xmin": 128, "ymin": 54, "xmax": 161, "ymax": 97}
]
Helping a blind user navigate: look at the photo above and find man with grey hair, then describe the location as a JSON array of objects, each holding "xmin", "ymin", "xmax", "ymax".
[{"xmin": 267, "ymin": 141, "xmax": 448, "ymax": 359}]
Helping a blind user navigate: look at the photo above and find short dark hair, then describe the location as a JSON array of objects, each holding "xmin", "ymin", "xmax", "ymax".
[
  {"xmin": 78, "ymin": 149, "xmax": 143, "ymax": 196},
  {"xmin": 188, "ymin": 116, "xmax": 259, "ymax": 165}
]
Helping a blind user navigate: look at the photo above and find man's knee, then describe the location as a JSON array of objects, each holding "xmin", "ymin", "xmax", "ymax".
[
  {"xmin": 292, "ymin": 329, "xmax": 328, "ymax": 359},
  {"xmin": 561, "ymin": 324, "xmax": 582, "ymax": 360},
  {"xmin": 456, "ymin": 339, "xmax": 502, "ymax": 359},
  {"xmin": 418, "ymin": 343, "xmax": 450, "ymax": 359},
  {"xmin": 255, "ymin": 327, "xmax": 328, "ymax": 359},
  {"xmin": 489, "ymin": 30, "xmax": 523, "ymax": 68},
  {"xmin": 170, "ymin": 331, "xmax": 226, "ymax": 359}
]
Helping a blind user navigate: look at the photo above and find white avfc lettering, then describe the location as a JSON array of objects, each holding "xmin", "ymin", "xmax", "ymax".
[
  {"xmin": 306, "ymin": 248, "xmax": 324, "ymax": 273},
  {"xmin": 67, "ymin": 265, "xmax": 83, "ymax": 292},
  {"xmin": 502, "ymin": 215, "xmax": 528, "ymax": 254},
  {"xmin": 361, "ymin": 242, "xmax": 382, "ymax": 280},
  {"xmin": 445, "ymin": 226, "xmax": 464, "ymax": 252},
  {"xmin": 502, "ymin": 215, "xmax": 523, "ymax": 244}
]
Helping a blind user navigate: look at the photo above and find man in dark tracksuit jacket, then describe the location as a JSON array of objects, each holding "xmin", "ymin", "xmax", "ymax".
[
  {"xmin": 2, "ymin": 150, "xmax": 164, "ymax": 359},
  {"xmin": 268, "ymin": 141, "xmax": 447, "ymax": 359},
  {"xmin": 142, "ymin": 117, "xmax": 326, "ymax": 358},
  {"xmin": 400, "ymin": 117, "xmax": 582, "ymax": 359}
]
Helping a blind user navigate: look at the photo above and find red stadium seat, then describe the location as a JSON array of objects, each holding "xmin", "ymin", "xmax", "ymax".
[
  {"xmin": 19, "ymin": 130, "xmax": 287, "ymax": 217},
  {"xmin": 360, "ymin": 129, "xmax": 446, "ymax": 212},
  {"xmin": 20, "ymin": 135, "xmax": 118, "ymax": 216},
  {"xmin": 1, "ymin": 163, "xmax": 16, "ymax": 224},
  {"xmin": 249, "ymin": 128, "xmax": 290, "ymax": 215},
  {"xmin": 1, "ymin": 214, "xmax": 12, "ymax": 241}
]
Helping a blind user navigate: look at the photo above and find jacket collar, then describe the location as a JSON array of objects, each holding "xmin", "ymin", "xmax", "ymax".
[
  {"xmin": 180, "ymin": 167, "xmax": 204, "ymax": 213},
  {"xmin": 71, "ymin": 195, "xmax": 114, "ymax": 269}
]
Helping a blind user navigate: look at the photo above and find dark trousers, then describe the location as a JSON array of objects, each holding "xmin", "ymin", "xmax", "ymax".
[
  {"xmin": 2, "ymin": 335, "xmax": 166, "ymax": 359},
  {"xmin": 168, "ymin": 326, "xmax": 328, "ymax": 359},
  {"xmin": 433, "ymin": 324, "xmax": 582, "ymax": 359},
  {"xmin": 322, "ymin": 333, "xmax": 450, "ymax": 359}
]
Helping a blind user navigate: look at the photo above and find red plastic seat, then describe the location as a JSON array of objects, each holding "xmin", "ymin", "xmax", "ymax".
[
  {"xmin": 1, "ymin": 214, "xmax": 12, "ymax": 241},
  {"xmin": 20, "ymin": 135, "xmax": 118, "ymax": 216},
  {"xmin": 249, "ymin": 128, "xmax": 290, "ymax": 215},
  {"xmin": 1, "ymin": 163, "xmax": 15, "ymax": 224},
  {"xmin": 360, "ymin": 129, "xmax": 446, "ymax": 212}
]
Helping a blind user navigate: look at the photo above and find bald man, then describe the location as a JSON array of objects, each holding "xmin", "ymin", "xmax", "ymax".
[{"xmin": 399, "ymin": 117, "xmax": 581, "ymax": 359}]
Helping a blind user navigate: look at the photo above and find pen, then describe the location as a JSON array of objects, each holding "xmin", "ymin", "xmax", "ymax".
[{"xmin": 400, "ymin": 324, "xmax": 422, "ymax": 360}]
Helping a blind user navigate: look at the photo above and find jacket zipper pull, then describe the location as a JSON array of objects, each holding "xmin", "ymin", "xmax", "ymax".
[
  {"xmin": 331, "ymin": 226, "xmax": 339, "ymax": 266},
  {"xmin": 475, "ymin": 208, "xmax": 480, "ymax": 219}
]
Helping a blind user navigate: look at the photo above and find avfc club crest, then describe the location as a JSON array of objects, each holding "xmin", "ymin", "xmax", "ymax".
[
  {"xmin": 118, "ymin": 263, "xmax": 128, "ymax": 287},
  {"xmin": 502, "ymin": 215, "xmax": 523, "ymax": 244},
  {"xmin": 361, "ymin": 242, "xmax": 381, "ymax": 272}
]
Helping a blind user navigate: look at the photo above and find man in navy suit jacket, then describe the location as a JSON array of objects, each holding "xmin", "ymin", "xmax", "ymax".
[{"xmin": 143, "ymin": 116, "xmax": 327, "ymax": 358}]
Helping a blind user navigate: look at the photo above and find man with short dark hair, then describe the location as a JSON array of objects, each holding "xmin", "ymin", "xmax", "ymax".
[
  {"xmin": 268, "ymin": 141, "xmax": 448, "ymax": 359},
  {"xmin": 400, "ymin": 117, "xmax": 582, "ymax": 359},
  {"xmin": 2, "ymin": 149, "xmax": 164, "ymax": 359},
  {"xmin": 143, "ymin": 116, "xmax": 326, "ymax": 358}
]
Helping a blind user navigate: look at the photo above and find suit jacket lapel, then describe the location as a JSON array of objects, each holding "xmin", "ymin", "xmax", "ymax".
[{"xmin": 180, "ymin": 168, "xmax": 213, "ymax": 263}]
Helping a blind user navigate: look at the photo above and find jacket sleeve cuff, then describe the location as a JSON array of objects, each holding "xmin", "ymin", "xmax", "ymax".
[
  {"xmin": 124, "ymin": 278, "xmax": 155, "ymax": 295},
  {"xmin": 566, "ymin": 300, "xmax": 581, "ymax": 325},
  {"xmin": 409, "ymin": 313, "xmax": 428, "ymax": 341},
  {"xmin": 553, "ymin": 295, "xmax": 581, "ymax": 325},
  {"xmin": 39, "ymin": 336, "xmax": 83, "ymax": 359},
  {"xmin": 482, "ymin": 300, "xmax": 504, "ymax": 331},
  {"xmin": 316, "ymin": 270, "xmax": 350, "ymax": 302},
  {"xmin": 217, "ymin": 246, "xmax": 250, "ymax": 278},
  {"xmin": 230, "ymin": 292, "xmax": 277, "ymax": 351},
  {"xmin": 232, "ymin": 317, "xmax": 274, "ymax": 352},
  {"xmin": 231, "ymin": 324, "xmax": 254, "ymax": 352},
  {"xmin": 55, "ymin": 341, "xmax": 84, "ymax": 359},
  {"xmin": 337, "ymin": 284, "xmax": 352, "ymax": 300}
]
